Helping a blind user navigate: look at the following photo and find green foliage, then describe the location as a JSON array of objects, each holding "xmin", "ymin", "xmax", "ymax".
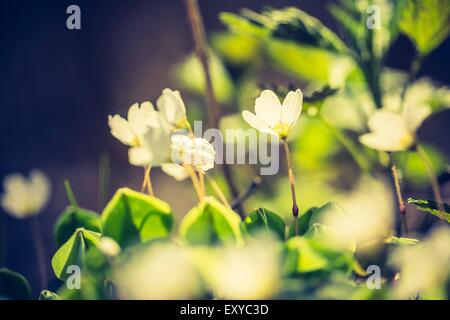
[
  {"xmin": 283, "ymin": 233, "xmax": 354, "ymax": 277},
  {"xmin": 288, "ymin": 203, "xmax": 340, "ymax": 237},
  {"xmin": 173, "ymin": 51, "xmax": 234, "ymax": 105},
  {"xmin": 408, "ymin": 198, "xmax": 450, "ymax": 223},
  {"xmin": 220, "ymin": 7, "xmax": 355, "ymax": 84},
  {"xmin": 179, "ymin": 197, "xmax": 243, "ymax": 245},
  {"xmin": 54, "ymin": 205, "xmax": 102, "ymax": 247},
  {"xmin": 243, "ymin": 208, "xmax": 286, "ymax": 240},
  {"xmin": 51, "ymin": 228, "xmax": 101, "ymax": 281},
  {"xmin": 101, "ymin": 188, "xmax": 173, "ymax": 247},
  {"xmin": 221, "ymin": 7, "xmax": 346, "ymax": 52},
  {"xmin": 0, "ymin": 268, "xmax": 32, "ymax": 300},
  {"xmin": 39, "ymin": 290, "xmax": 60, "ymax": 300},
  {"xmin": 398, "ymin": 0, "xmax": 450, "ymax": 55}
]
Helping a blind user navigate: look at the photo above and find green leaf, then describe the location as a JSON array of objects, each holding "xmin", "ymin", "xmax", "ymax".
[
  {"xmin": 398, "ymin": 0, "xmax": 450, "ymax": 55},
  {"xmin": 101, "ymin": 188, "xmax": 174, "ymax": 247},
  {"xmin": 0, "ymin": 268, "xmax": 32, "ymax": 300},
  {"xmin": 51, "ymin": 228, "xmax": 101, "ymax": 281},
  {"xmin": 243, "ymin": 208, "xmax": 286, "ymax": 240},
  {"xmin": 289, "ymin": 202, "xmax": 340, "ymax": 237},
  {"xmin": 408, "ymin": 198, "xmax": 450, "ymax": 223},
  {"xmin": 385, "ymin": 236, "xmax": 419, "ymax": 245},
  {"xmin": 54, "ymin": 205, "xmax": 102, "ymax": 247},
  {"xmin": 283, "ymin": 234, "xmax": 354, "ymax": 276},
  {"xmin": 39, "ymin": 290, "xmax": 60, "ymax": 300},
  {"xmin": 179, "ymin": 197, "xmax": 243, "ymax": 245},
  {"xmin": 303, "ymin": 86, "xmax": 339, "ymax": 103},
  {"xmin": 222, "ymin": 7, "xmax": 346, "ymax": 52},
  {"xmin": 173, "ymin": 51, "xmax": 235, "ymax": 105}
]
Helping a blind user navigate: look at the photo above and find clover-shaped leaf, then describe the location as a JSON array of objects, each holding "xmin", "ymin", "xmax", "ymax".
[
  {"xmin": 101, "ymin": 188, "xmax": 174, "ymax": 247},
  {"xmin": 54, "ymin": 205, "xmax": 102, "ymax": 247},
  {"xmin": 243, "ymin": 208, "xmax": 285, "ymax": 240},
  {"xmin": 179, "ymin": 197, "xmax": 243, "ymax": 245}
]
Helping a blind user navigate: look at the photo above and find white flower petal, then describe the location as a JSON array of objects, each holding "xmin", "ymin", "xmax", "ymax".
[
  {"xmin": 108, "ymin": 115, "xmax": 135, "ymax": 146},
  {"xmin": 254, "ymin": 90, "xmax": 282, "ymax": 127},
  {"xmin": 281, "ymin": 89, "xmax": 303, "ymax": 126},
  {"xmin": 161, "ymin": 163, "xmax": 189, "ymax": 181},
  {"xmin": 157, "ymin": 88, "xmax": 187, "ymax": 127},
  {"xmin": 403, "ymin": 103, "xmax": 431, "ymax": 133},
  {"xmin": 242, "ymin": 111, "xmax": 275, "ymax": 136},
  {"xmin": 128, "ymin": 146, "xmax": 154, "ymax": 167},
  {"xmin": 367, "ymin": 111, "xmax": 407, "ymax": 135},
  {"xmin": 359, "ymin": 132, "xmax": 413, "ymax": 152}
]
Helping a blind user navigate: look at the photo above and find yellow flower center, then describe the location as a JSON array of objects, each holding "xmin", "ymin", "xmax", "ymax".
[
  {"xmin": 130, "ymin": 136, "xmax": 141, "ymax": 147},
  {"xmin": 273, "ymin": 122, "xmax": 291, "ymax": 139}
]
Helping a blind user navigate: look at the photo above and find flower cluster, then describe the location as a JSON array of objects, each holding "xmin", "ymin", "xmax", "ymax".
[{"xmin": 108, "ymin": 89, "xmax": 216, "ymax": 180}]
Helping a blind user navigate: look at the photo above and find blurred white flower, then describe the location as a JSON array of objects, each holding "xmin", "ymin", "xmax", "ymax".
[
  {"xmin": 128, "ymin": 115, "xmax": 172, "ymax": 167},
  {"xmin": 242, "ymin": 89, "xmax": 303, "ymax": 139},
  {"xmin": 320, "ymin": 177, "xmax": 394, "ymax": 248},
  {"xmin": 1, "ymin": 170, "xmax": 51, "ymax": 219},
  {"xmin": 390, "ymin": 227, "xmax": 450, "ymax": 299},
  {"xmin": 113, "ymin": 243, "xmax": 202, "ymax": 300},
  {"xmin": 156, "ymin": 88, "xmax": 189, "ymax": 129},
  {"xmin": 160, "ymin": 163, "xmax": 190, "ymax": 181},
  {"xmin": 171, "ymin": 134, "xmax": 216, "ymax": 172},
  {"xmin": 359, "ymin": 104, "xmax": 431, "ymax": 152},
  {"xmin": 108, "ymin": 102, "xmax": 159, "ymax": 147},
  {"xmin": 210, "ymin": 239, "xmax": 281, "ymax": 299},
  {"xmin": 98, "ymin": 237, "xmax": 121, "ymax": 258}
]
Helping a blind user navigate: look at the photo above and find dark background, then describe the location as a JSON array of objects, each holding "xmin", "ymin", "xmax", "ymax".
[{"xmin": 1, "ymin": 0, "xmax": 449, "ymax": 294}]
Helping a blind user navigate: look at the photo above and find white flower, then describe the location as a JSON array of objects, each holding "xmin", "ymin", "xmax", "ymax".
[
  {"xmin": 108, "ymin": 101, "xmax": 158, "ymax": 147},
  {"xmin": 170, "ymin": 134, "xmax": 216, "ymax": 172},
  {"xmin": 242, "ymin": 89, "xmax": 303, "ymax": 139},
  {"xmin": 389, "ymin": 227, "xmax": 450, "ymax": 299},
  {"xmin": 320, "ymin": 177, "xmax": 394, "ymax": 248},
  {"xmin": 156, "ymin": 88, "xmax": 189, "ymax": 129},
  {"xmin": 359, "ymin": 104, "xmax": 431, "ymax": 152},
  {"xmin": 1, "ymin": 170, "xmax": 51, "ymax": 219},
  {"xmin": 113, "ymin": 243, "xmax": 203, "ymax": 299},
  {"xmin": 160, "ymin": 163, "xmax": 190, "ymax": 181},
  {"xmin": 128, "ymin": 114, "xmax": 172, "ymax": 167},
  {"xmin": 210, "ymin": 239, "xmax": 281, "ymax": 299}
]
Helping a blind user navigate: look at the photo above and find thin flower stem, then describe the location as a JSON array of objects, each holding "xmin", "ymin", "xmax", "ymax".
[
  {"xmin": 416, "ymin": 144, "xmax": 444, "ymax": 211},
  {"xmin": 183, "ymin": 164, "xmax": 203, "ymax": 201},
  {"xmin": 206, "ymin": 175, "xmax": 231, "ymax": 208},
  {"xmin": 282, "ymin": 139, "xmax": 299, "ymax": 236},
  {"xmin": 388, "ymin": 153, "xmax": 408, "ymax": 236},
  {"xmin": 318, "ymin": 116, "xmax": 370, "ymax": 172},
  {"xmin": 64, "ymin": 180, "xmax": 78, "ymax": 207},
  {"xmin": 143, "ymin": 166, "xmax": 154, "ymax": 197},
  {"xmin": 198, "ymin": 171, "xmax": 205, "ymax": 199},
  {"xmin": 401, "ymin": 53, "xmax": 424, "ymax": 100},
  {"xmin": 183, "ymin": 0, "xmax": 220, "ymax": 128},
  {"xmin": 183, "ymin": 0, "xmax": 241, "ymax": 213},
  {"xmin": 29, "ymin": 217, "xmax": 47, "ymax": 289}
]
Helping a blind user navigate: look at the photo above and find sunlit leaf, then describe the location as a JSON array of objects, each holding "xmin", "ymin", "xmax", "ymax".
[
  {"xmin": 54, "ymin": 205, "xmax": 102, "ymax": 247},
  {"xmin": 39, "ymin": 290, "xmax": 60, "ymax": 300},
  {"xmin": 179, "ymin": 197, "xmax": 243, "ymax": 245},
  {"xmin": 243, "ymin": 208, "xmax": 285, "ymax": 240},
  {"xmin": 173, "ymin": 51, "xmax": 234, "ymax": 105},
  {"xmin": 408, "ymin": 198, "xmax": 450, "ymax": 223},
  {"xmin": 398, "ymin": 0, "xmax": 450, "ymax": 55},
  {"xmin": 51, "ymin": 228, "xmax": 101, "ymax": 281},
  {"xmin": 101, "ymin": 188, "xmax": 173, "ymax": 247}
]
